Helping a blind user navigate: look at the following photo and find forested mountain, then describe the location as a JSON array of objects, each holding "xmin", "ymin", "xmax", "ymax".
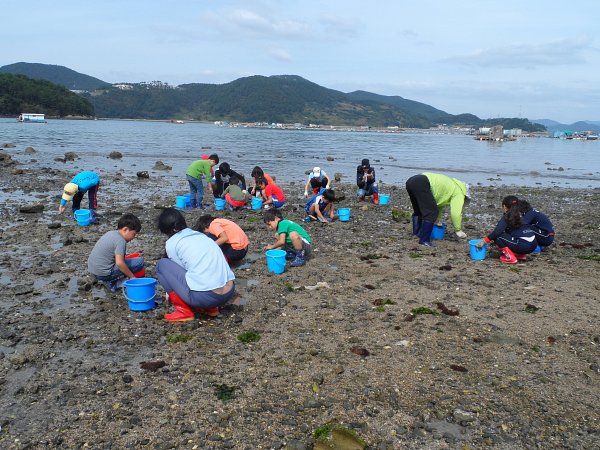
[
  {"xmin": 0, "ymin": 74, "xmax": 94, "ymax": 117},
  {"xmin": 0, "ymin": 62, "xmax": 110, "ymax": 91},
  {"xmin": 0, "ymin": 62, "xmax": 545, "ymax": 130}
]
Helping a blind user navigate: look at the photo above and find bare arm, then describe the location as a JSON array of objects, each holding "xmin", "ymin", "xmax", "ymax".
[
  {"xmin": 215, "ymin": 231, "xmax": 229, "ymax": 247},
  {"xmin": 115, "ymin": 254, "xmax": 135, "ymax": 279},
  {"xmin": 263, "ymin": 232, "xmax": 286, "ymax": 251}
]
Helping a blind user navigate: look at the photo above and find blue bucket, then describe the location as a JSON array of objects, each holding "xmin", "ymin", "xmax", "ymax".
[
  {"xmin": 432, "ymin": 223, "xmax": 446, "ymax": 240},
  {"xmin": 176, "ymin": 196, "xmax": 187, "ymax": 208},
  {"xmin": 251, "ymin": 197, "xmax": 263, "ymax": 210},
  {"xmin": 123, "ymin": 277, "xmax": 157, "ymax": 311},
  {"xmin": 379, "ymin": 194, "xmax": 390, "ymax": 205},
  {"xmin": 338, "ymin": 208, "xmax": 350, "ymax": 222},
  {"xmin": 184, "ymin": 193, "xmax": 192, "ymax": 207},
  {"xmin": 214, "ymin": 198, "xmax": 226, "ymax": 210},
  {"xmin": 74, "ymin": 209, "xmax": 91, "ymax": 226},
  {"xmin": 266, "ymin": 249, "xmax": 286, "ymax": 274},
  {"xmin": 469, "ymin": 239, "xmax": 487, "ymax": 261}
]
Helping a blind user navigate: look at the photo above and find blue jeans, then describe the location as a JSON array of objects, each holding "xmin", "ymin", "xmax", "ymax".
[
  {"xmin": 156, "ymin": 258, "xmax": 235, "ymax": 308},
  {"xmin": 357, "ymin": 182, "xmax": 378, "ymax": 198},
  {"xmin": 187, "ymin": 175, "xmax": 204, "ymax": 208},
  {"xmin": 95, "ymin": 257, "xmax": 145, "ymax": 283}
]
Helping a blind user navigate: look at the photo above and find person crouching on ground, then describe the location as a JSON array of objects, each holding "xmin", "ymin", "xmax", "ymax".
[
  {"xmin": 87, "ymin": 213, "xmax": 144, "ymax": 292},
  {"xmin": 478, "ymin": 195, "xmax": 537, "ymax": 264},
  {"xmin": 59, "ymin": 171, "xmax": 100, "ymax": 223},
  {"xmin": 156, "ymin": 208, "xmax": 235, "ymax": 322},
  {"xmin": 305, "ymin": 189, "xmax": 336, "ymax": 223},
  {"xmin": 221, "ymin": 176, "xmax": 250, "ymax": 210},
  {"xmin": 356, "ymin": 159, "xmax": 379, "ymax": 204},
  {"xmin": 405, "ymin": 172, "xmax": 470, "ymax": 246},
  {"xmin": 195, "ymin": 215, "xmax": 250, "ymax": 264},
  {"xmin": 304, "ymin": 166, "xmax": 331, "ymax": 197},
  {"xmin": 256, "ymin": 176, "xmax": 286, "ymax": 209},
  {"xmin": 263, "ymin": 209, "xmax": 312, "ymax": 267},
  {"xmin": 518, "ymin": 198, "xmax": 555, "ymax": 249}
]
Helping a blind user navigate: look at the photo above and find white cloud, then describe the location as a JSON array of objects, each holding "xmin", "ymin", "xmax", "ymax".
[
  {"xmin": 269, "ymin": 48, "xmax": 292, "ymax": 62},
  {"xmin": 444, "ymin": 38, "xmax": 593, "ymax": 69}
]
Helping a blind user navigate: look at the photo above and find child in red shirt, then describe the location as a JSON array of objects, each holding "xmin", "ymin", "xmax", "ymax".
[{"xmin": 256, "ymin": 176, "xmax": 286, "ymax": 209}]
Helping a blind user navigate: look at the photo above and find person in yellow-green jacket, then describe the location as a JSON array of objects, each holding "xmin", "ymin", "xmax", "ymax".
[
  {"xmin": 186, "ymin": 154, "xmax": 219, "ymax": 208},
  {"xmin": 405, "ymin": 172, "xmax": 471, "ymax": 246}
]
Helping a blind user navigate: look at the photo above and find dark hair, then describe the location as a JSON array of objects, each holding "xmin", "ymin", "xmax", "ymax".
[
  {"xmin": 251, "ymin": 166, "xmax": 264, "ymax": 178},
  {"xmin": 501, "ymin": 195, "xmax": 522, "ymax": 229},
  {"xmin": 194, "ymin": 214, "xmax": 215, "ymax": 232},
  {"xmin": 518, "ymin": 199, "xmax": 532, "ymax": 214},
  {"xmin": 158, "ymin": 208, "xmax": 187, "ymax": 236},
  {"xmin": 361, "ymin": 158, "xmax": 370, "ymax": 167},
  {"xmin": 208, "ymin": 154, "xmax": 219, "ymax": 164},
  {"xmin": 118, "ymin": 213, "xmax": 142, "ymax": 232},
  {"xmin": 256, "ymin": 176, "xmax": 268, "ymax": 187},
  {"xmin": 322, "ymin": 189, "xmax": 335, "ymax": 202},
  {"xmin": 219, "ymin": 162, "xmax": 230, "ymax": 174},
  {"xmin": 263, "ymin": 208, "xmax": 283, "ymax": 223},
  {"xmin": 229, "ymin": 175, "xmax": 240, "ymax": 186}
]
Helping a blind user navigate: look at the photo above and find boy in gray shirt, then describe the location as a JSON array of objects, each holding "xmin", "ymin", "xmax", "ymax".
[{"xmin": 88, "ymin": 213, "xmax": 144, "ymax": 292}]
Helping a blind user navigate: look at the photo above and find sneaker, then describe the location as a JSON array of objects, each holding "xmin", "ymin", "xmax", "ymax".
[
  {"xmin": 290, "ymin": 253, "xmax": 305, "ymax": 267},
  {"xmin": 263, "ymin": 204, "xmax": 273, "ymax": 210},
  {"xmin": 101, "ymin": 280, "xmax": 118, "ymax": 293}
]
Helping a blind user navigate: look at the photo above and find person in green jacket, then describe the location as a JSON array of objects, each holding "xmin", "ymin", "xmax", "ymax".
[
  {"xmin": 405, "ymin": 172, "xmax": 471, "ymax": 246},
  {"xmin": 186, "ymin": 154, "xmax": 219, "ymax": 208}
]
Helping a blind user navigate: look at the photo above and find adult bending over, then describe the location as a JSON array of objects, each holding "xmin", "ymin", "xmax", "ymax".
[
  {"xmin": 156, "ymin": 208, "xmax": 235, "ymax": 322},
  {"xmin": 405, "ymin": 172, "xmax": 470, "ymax": 246}
]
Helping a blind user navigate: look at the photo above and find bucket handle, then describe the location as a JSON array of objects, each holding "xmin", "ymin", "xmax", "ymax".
[{"xmin": 122, "ymin": 285, "xmax": 156, "ymax": 303}]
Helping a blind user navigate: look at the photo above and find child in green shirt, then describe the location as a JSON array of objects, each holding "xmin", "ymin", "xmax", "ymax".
[
  {"xmin": 263, "ymin": 209, "xmax": 312, "ymax": 266},
  {"xmin": 186, "ymin": 154, "xmax": 219, "ymax": 208}
]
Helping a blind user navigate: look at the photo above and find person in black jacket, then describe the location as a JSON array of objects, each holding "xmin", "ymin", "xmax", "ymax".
[
  {"xmin": 518, "ymin": 199, "xmax": 555, "ymax": 248},
  {"xmin": 356, "ymin": 158, "xmax": 379, "ymax": 204},
  {"xmin": 211, "ymin": 162, "xmax": 246, "ymax": 198}
]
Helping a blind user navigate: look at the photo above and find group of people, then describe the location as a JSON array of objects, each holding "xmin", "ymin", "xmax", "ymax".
[{"xmin": 56, "ymin": 155, "xmax": 554, "ymax": 323}]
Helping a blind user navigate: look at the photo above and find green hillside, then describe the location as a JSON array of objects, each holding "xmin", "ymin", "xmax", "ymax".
[
  {"xmin": 0, "ymin": 62, "xmax": 110, "ymax": 91},
  {"xmin": 0, "ymin": 73, "xmax": 95, "ymax": 117}
]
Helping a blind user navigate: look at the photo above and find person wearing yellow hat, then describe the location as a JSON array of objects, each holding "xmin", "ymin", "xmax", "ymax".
[{"xmin": 59, "ymin": 171, "xmax": 100, "ymax": 222}]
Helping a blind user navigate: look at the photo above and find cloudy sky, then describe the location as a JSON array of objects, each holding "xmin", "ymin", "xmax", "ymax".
[{"xmin": 3, "ymin": 0, "xmax": 599, "ymax": 123}]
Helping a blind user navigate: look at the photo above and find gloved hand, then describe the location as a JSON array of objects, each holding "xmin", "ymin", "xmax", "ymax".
[
  {"xmin": 304, "ymin": 191, "xmax": 308, "ymax": 198},
  {"xmin": 455, "ymin": 230, "xmax": 467, "ymax": 238}
]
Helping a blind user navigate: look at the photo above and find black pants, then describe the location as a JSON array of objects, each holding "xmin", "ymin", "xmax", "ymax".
[
  {"xmin": 405, "ymin": 175, "xmax": 437, "ymax": 222},
  {"xmin": 205, "ymin": 233, "xmax": 248, "ymax": 262},
  {"xmin": 72, "ymin": 183, "xmax": 99, "ymax": 211}
]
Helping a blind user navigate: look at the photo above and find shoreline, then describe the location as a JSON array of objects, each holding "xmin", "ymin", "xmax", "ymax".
[{"xmin": 1, "ymin": 154, "xmax": 599, "ymax": 449}]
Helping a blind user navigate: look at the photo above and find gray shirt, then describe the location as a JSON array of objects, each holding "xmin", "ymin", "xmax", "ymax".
[{"xmin": 87, "ymin": 230, "xmax": 127, "ymax": 277}]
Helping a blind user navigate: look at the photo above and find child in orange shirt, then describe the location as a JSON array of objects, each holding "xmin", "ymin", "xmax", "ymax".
[{"xmin": 195, "ymin": 215, "xmax": 250, "ymax": 263}]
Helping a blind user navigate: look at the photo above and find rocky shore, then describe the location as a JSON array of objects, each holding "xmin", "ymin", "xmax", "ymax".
[{"xmin": 0, "ymin": 151, "xmax": 599, "ymax": 449}]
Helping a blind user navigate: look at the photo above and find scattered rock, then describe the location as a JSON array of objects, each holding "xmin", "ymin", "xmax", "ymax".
[
  {"xmin": 334, "ymin": 172, "xmax": 343, "ymax": 181},
  {"xmin": 326, "ymin": 156, "xmax": 334, "ymax": 161},
  {"xmin": 136, "ymin": 171, "xmax": 149, "ymax": 178},
  {"xmin": 25, "ymin": 147, "xmax": 36, "ymax": 154},
  {"xmin": 19, "ymin": 203, "xmax": 45, "ymax": 213},
  {"xmin": 109, "ymin": 151, "xmax": 123, "ymax": 159},
  {"xmin": 64, "ymin": 152, "xmax": 78, "ymax": 161},
  {"xmin": 11, "ymin": 168, "xmax": 24, "ymax": 175},
  {"xmin": 153, "ymin": 161, "xmax": 172, "ymax": 171},
  {"xmin": 140, "ymin": 360, "xmax": 167, "ymax": 371},
  {"xmin": 2, "ymin": 143, "xmax": 16, "ymax": 148}
]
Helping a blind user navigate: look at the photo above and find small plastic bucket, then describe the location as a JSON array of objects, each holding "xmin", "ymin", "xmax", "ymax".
[
  {"xmin": 379, "ymin": 194, "xmax": 390, "ymax": 205},
  {"xmin": 175, "ymin": 196, "xmax": 187, "ymax": 208},
  {"xmin": 251, "ymin": 197, "xmax": 263, "ymax": 210},
  {"xmin": 214, "ymin": 198, "xmax": 226, "ymax": 210},
  {"xmin": 432, "ymin": 223, "xmax": 447, "ymax": 240},
  {"xmin": 74, "ymin": 209, "xmax": 91, "ymax": 226},
  {"xmin": 469, "ymin": 239, "xmax": 487, "ymax": 261},
  {"xmin": 265, "ymin": 249, "xmax": 287, "ymax": 274},
  {"xmin": 338, "ymin": 208, "xmax": 351, "ymax": 222},
  {"xmin": 123, "ymin": 277, "xmax": 157, "ymax": 311},
  {"xmin": 184, "ymin": 194, "xmax": 192, "ymax": 207},
  {"xmin": 125, "ymin": 253, "xmax": 145, "ymax": 277}
]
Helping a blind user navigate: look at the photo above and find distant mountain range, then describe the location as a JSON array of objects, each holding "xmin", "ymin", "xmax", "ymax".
[
  {"xmin": 532, "ymin": 118, "xmax": 600, "ymax": 133},
  {"xmin": 0, "ymin": 62, "xmax": 548, "ymax": 130}
]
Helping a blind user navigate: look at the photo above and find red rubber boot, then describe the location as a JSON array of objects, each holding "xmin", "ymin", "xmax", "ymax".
[
  {"xmin": 515, "ymin": 253, "xmax": 528, "ymax": 261},
  {"xmin": 373, "ymin": 192, "xmax": 380, "ymax": 205},
  {"xmin": 499, "ymin": 247, "xmax": 518, "ymax": 264},
  {"xmin": 195, "ymin": 307, "xmax": 220, "ymax": 317},
  {"xmin": 164, "ymin": 292, "xmax": 194, "ymax": 322}
]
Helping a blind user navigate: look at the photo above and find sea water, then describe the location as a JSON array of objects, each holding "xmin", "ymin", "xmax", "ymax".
[{"xmin": 1, "ymin": 118, "xmax": 599, "ymax": 191}]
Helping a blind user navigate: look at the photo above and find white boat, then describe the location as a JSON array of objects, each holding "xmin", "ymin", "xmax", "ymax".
[{"xmin": 17, "ymin": 113, "xmax": 46, "ymax": 123}]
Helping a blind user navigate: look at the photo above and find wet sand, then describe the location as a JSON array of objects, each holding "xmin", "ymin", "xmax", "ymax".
[{"xmin": 1, "ymin": 152, "xmax": 599, "ymax": 449}]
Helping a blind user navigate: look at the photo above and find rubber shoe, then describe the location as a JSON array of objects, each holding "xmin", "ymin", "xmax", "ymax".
[
  {"xmin": 515, "ymin": 253, "xmax": 528, "ymax": 261},
  {"xmin": 499, "ymin": 247, "xmax": 518, "ymax": 264},
  {"xmin": 164, "ymin": 310, "xmax": 195, "ymax": 322},
  {"xmin": 101, "ymin": 280, "xmax": 118, "ymax": 293},
  {"xmin": 197, "ymin": 307, "xmax": 220, "ymax": 317},
  {"xmin": 165, "ymin": 292, "xmax": 194, "ymax": 322},
  {"xmin": 373, "ymin": 192, "xmax": 379, "ymax": 205},
  {"xmin": 285, "ymin": 250, "xmax": 296, "ymax": 260}
]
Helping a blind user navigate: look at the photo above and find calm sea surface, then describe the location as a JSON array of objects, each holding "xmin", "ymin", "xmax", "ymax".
[{"xmin": 1, "ymin": 119, "xmax": 599, "ymax": 191}]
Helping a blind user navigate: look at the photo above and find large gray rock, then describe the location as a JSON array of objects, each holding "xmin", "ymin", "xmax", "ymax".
[
  {"xmin": 109, "ymin": 151, "xmax": 123, "ymax": 159},
  {"xmin": 19, "ymin": 203, "xmax": 45, "ymax": 213},
  {"xmin": 153, "ymin": 161, "xmax": 172, "ymax": 171}
]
